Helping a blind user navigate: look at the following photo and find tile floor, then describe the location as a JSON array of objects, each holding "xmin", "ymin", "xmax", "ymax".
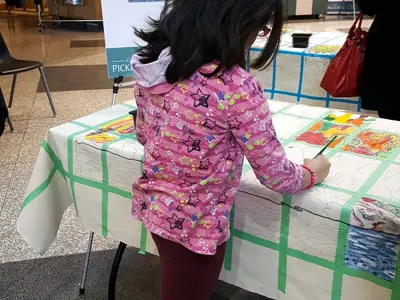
[{"xmin": 0, "ymin": 14, "xmax": 372, "ymax": 299}]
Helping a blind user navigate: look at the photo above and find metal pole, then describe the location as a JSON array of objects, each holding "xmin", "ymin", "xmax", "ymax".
[
  {"xmin": 39, "ymin": 67, "xmax": 57, "ymax": 116},
  {"xmin": 79, "ymin": 232, "xmax": 94, "ymax": 295}
]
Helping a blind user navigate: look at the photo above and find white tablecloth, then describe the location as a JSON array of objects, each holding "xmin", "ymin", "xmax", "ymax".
[{"xmin": 17, "ymin": 100, "xmax": 400, "ymax": 300}]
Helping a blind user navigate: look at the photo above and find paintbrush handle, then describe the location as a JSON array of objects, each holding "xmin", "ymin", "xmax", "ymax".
[{"xmin": 315, "ymin": 136, "xmax": 337, "ymax": 157}]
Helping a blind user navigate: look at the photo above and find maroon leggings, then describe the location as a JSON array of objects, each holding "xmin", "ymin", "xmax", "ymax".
[{"xmin": 152, "ymin": 233, "xmax": 227, "ymax": 300}]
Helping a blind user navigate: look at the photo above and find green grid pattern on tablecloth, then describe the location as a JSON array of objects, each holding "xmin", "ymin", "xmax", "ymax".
[
  {"xmin": 225, "ymin": 103, "xmax": 400, "ymax": 299},
  {"xmin": 21, "ymin": 102, "xmax": 400, "ymax": 300}
]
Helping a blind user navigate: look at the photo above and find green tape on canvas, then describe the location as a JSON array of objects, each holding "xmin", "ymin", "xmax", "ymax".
[
  {"xmin": 391, "ymin": 250, "xmax": 400, "ymax": 300},
  {"xmin": 101, "ymin": 142, "xmax": 111, "ymax": 237},
  {"xmin": 224, "ymin": 204, "xmax": 235, "ymax": 271},
  {"xmin": 21, "ymin": 166, "xmax": 57, "ymax": 210},
  {"xmin": 42, "ymin": 141, "xmax": 67, "ymax": 178},
  {"xmin": 278, "ymin": 195, "xmax": 292, "ymax": 293},
  {"xmin": 233, "ymin": 229, "xmax": 279, "ymax": 251}
]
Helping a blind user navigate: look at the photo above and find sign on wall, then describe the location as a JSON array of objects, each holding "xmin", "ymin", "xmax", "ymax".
[
  {"xmin": 101, "ymin": 0, "xmax": 164, "ymax": 78},
  {"xmin": 327, "ymin": 0, "xmax": 359, "ymax": 14}
]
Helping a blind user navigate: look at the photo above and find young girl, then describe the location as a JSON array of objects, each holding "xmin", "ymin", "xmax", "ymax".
[{"xmin": 131, "ymin": 0, "xmax": 331, "ymax": 299}]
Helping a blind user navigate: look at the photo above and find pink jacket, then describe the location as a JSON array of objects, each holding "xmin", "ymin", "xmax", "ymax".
[{"xmin": 131, "ymin": 50, "xmax": 305, "ymax": 255}]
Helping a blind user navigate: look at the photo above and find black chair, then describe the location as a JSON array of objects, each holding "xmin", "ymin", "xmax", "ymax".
[{"xmin": 0, "ymin": 32, "xmax": 56, "ymax": 131}]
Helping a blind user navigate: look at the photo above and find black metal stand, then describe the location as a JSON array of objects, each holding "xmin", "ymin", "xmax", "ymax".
[
  {"xmin": 108, "ymin": 242, "xmax": 127, "ymax": 300},
  {"xmin": 111, "ymin": 76, "xmax": 124, "ymax": 106}
]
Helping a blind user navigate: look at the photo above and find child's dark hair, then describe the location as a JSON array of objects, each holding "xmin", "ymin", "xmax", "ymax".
[{"xmin": 135, "ymin": 0, "xmax": 285, "ymax": 83}]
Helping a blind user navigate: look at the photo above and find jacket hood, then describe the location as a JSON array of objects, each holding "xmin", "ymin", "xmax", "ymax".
[{"xmin": 131, "ymin": 48, "xmax": 176, "ymax": 94}]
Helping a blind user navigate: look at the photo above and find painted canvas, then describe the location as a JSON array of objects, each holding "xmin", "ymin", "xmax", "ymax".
[
  {"xmin": 342, "ymin": 131, "xmax": 400, "ymax": 158},
  {"xmin": 351, "ymin": 197, "xmax": 400, "ymax": 235},
  {"xmin": 83, "ymin": 116, "xmax": 135, "ymax": 144},
  {"xmin": 345, "ymin": 226, "xmax": 399, "ymax": 282},
  {"xmin": 323, "ymin": 113, "xmax": 369, "ymax": 127},
  {"xmin": 296, "ymin": 120, "xmax": 356, "ymax": 148},
  {"xmin": 308, "ymin": 45, "xmax": 341, "ymax": 54}
]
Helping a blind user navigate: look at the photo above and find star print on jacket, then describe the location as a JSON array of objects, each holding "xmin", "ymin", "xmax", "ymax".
[
  {"xmin": 188, "ymin": 195, "xmax": 201, "ymax": 207},
  {"xmin": 132, "ymin": 62, "xmax": 305, "ymax": 256},
  {"xmin": 152, "ymin": 123, "xmax": 160, "ymax": 136},
  {"xmin": 140, "ymin": 170, "xmax": 148, "ymax": 180},
  {"xmin": 183, "ymin": 136, "xmax": 201, "ymax": 153},
  {"xmin": 216, "ymin": 220, "xmax": 223, "ymax": 233},
  {"xmin": 151, "ymin": 148, "xmax": 161, "ymax": 160},
  {"xmin": 228, "ymin": 117, "xmax": 242, "ymax": 130},
  {"xmin": 252, "ymin": 82, "xmax": 263, "ymax": 96},
  {"xmin": 163, "ymin": 99, "xmax": 170, "ymax": 112},
  {"xmin": 204, "ymin": 118, "xmax": 217, "ymax": 130},
  {"xmin": 251, "ymin": 160, "xmax": 261, "ymax": 170},
  {"xmin": 199, "ymin": 158, "xmax": 212, "ymax": 170},
  {"xmin": 218, "ymin": 71, "xmax": 234, "ymax": 85},
  {"xmin": 179, "ymin": 179, "xmax": 194, "ymax": 188},
  {"xmin": 226, "ymin": 150, "xmax": 236, "ymax": 162},
  {"xmin": 191, "ymin": 89, "xmax": 210, "ymax": 108},
  {"xmin": 218, "ymin": 194, "xmax": 229, "ymax": 204},
  {"xmin": 167, "ymin": 213, "xmax": 185, "ymax": 230}
]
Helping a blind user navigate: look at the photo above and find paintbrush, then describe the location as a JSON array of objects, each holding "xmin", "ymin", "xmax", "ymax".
[{"xmin": 314, "ymin": 135, "xmax": 338, "ymax": 158}]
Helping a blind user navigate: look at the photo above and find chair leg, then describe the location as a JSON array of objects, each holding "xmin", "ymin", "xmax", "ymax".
[
  {"xmin": 38, "ymin": 67, "xmax": 57, "ymax": 116},
  {"xmin": 7, "ymin": 116, "xmax": 14, "ymax": 132},
  {"xmin": 108, "ymin": 242, "xmax": 127, "ymax": 300},
  {"xmin": 9, "ymin": 74, "xmax": 17, "ymax": 108},
  {"xmin": 79, "ymin": 232, "xmax": 94, "ymax": 295}
]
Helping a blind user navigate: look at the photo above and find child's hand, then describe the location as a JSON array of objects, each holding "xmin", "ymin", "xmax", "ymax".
[{"xmin": 304, "ymin": 155, "xmax": 331, "ymax": 184}]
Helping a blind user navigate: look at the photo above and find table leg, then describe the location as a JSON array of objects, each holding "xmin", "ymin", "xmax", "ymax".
[
  {"xmin": 79, "ymin": 231, "xmax": 94, "ymax": 295},
  {"xmin": 108, "ymin": 242, "xmax": 127, "ymax": 300}
]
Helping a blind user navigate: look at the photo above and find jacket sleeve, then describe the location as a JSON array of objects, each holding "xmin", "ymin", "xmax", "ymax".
[
  {"xmin": 226, "ymin": 78, "xmax": 305, "ymax": 195},
  {"xmin": 355, "ymin": 0, "xmax": 379, "ymax": 16}
]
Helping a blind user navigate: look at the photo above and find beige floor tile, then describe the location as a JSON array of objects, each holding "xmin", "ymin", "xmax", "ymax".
[
  {"xmin": 0, "ymin": 164, "xmax": 15, "ymax": 209},
  {"xmin": 25, "ymin": 116, "xmax": 68, "ymax": 134},
  {"xmin": 30, "ymin": 89, "xmax": 120, "ymax": 120},
  {"xmin": 44, "ymin": 38, "xmax": 107, "ymax": 66},
  {"xmin": 0, "ymin": 133, "xmax": 24, "ymax": 165},
  {"xmin": 17, "ymin": 132, "xmax": 47, "ymax": 164}
]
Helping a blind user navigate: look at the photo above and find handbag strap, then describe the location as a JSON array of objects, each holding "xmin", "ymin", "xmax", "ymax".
[{"xmin": 348, "ymin": 13, "xmax": 364, "ymax": 35}]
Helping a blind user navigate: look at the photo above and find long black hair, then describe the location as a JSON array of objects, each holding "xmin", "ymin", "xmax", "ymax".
[{"xmin": 135, "ymin": 0, "xmax": 285, "ymax": 84}]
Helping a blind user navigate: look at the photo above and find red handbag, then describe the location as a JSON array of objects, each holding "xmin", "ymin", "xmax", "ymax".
[{"xmin": 320, "ymin": 13, "xmax": 368, "ymax": 97}]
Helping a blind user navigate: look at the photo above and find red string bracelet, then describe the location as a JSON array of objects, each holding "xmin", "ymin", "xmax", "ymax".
[{"xmin": 302, "ymin": 165, "xmax": 316, "ymax": 190}]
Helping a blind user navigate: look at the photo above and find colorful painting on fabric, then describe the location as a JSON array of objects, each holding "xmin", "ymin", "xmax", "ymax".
[
  {"xmin": 84, "ymin": 116, "xmax": 136, "ymax": 144},
  {"xmin": 308, "ymin": 45, "xmax": 341, "ymax": 54},
  {"xmin": 342, "ymin": 131, "xmax": 400, "ymax": 158},
  {"xmin": 345, "ymin": 226, "xmax": 399, "ymax": 282},
  {"xmin": 351, "ymin": 197, "xmax": 400, "ymax": 236},
  {"xmin": 323, "ymin": 113, "xmax": 369, "ymax": 127},
  {"xmin": 295, "ymin": 121, "xmax": 355, "ymax": 148}
]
